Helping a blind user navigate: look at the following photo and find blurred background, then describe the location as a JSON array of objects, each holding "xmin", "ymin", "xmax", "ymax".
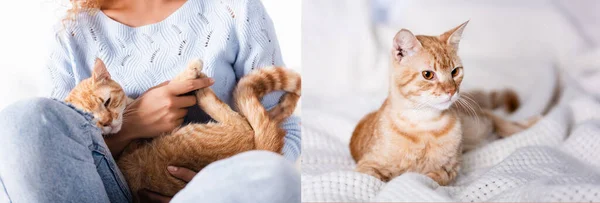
[
  {"xmin": 303, "ymin": 0, "xmax": 600, "ymax": 106},
  {"xmin": 0, "ymin": 0, "xmax": 300, "ymax": 110}
]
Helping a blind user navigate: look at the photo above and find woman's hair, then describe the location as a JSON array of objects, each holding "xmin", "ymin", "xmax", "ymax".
[{"xmin": 64, "ymin": 0, "xmax": 103, "ymax": 21}]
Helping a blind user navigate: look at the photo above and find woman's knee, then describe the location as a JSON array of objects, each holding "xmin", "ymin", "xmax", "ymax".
[
  {"xmin": 211, "ymin": 150, "xmax": 300, "ymax": 187},
  {"xmin": 0, "ymin": 97, "xmax": 92, "ymax": 142},
  {"xmin": 1, "ymin": 98, "xmax": 66, "ymax": 121},
  {"xmin": 254, "ymin": 150, "xmax": 299, "ymax": 178},
  {"xmin": 232, "ymin": 151, "xmax": 300, "ymax": 201},
  {"xmin": 175, "ymin": 151, "xmax": 300, "ymax": 203},
  {"xmin": 220, "ymin": 150, "xmax": 296, "ymax": 173}
]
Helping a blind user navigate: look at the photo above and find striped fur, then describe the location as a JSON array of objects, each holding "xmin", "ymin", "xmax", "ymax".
[
  {"xmin": 350, "ymin": 21, "xmax": 539, "ymax": 185},
  {"xmin": 234, "ymin": 67, "xmax": 301, "ymax": 152},
  {"xmin": 67, "ymin": 59, "xmax": 300, "ymax": 201}
]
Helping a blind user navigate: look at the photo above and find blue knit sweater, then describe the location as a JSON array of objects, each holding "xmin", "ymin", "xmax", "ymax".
[{"xmin": 45, "ymin": 0, "xmax": 300, "ymax": 161}]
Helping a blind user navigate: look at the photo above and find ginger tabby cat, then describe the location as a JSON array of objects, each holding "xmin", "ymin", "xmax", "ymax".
[
  {"xmin": 65, "ymin": 59, "xmax": 133, "ymax": 135},
  {"xmin": 66, "ymin": 59, "xmax": 301, "ymax": 202},
  {"xmin": 350, "ymin": 21, "xmax": 539, "ymax": 185}
]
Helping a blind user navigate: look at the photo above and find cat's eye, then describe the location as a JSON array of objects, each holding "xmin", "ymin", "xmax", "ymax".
[
  {"xmin": 104, "ymin": 98, "xmax": 111, "ymax": 107},
  {"xmin": 451, "ymin": 67, "xmax": 462, "ymax": 77},
  {"xmin": 422, "ymin": 71, "xmax": 434, "ymax": 80}
]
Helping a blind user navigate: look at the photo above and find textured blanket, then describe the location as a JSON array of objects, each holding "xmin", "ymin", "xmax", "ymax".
[{"xmin": 300, "ymin": 56, "xmax": 600, "ymax": 202}]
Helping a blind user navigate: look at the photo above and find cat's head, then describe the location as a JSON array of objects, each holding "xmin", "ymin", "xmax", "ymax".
[
  {"xmin": 390, "ymin": 21, "xmax": 468, "ymax": 110},
  {"xmin": 66, "ymin": 59, "xmax": 129, "ymax": 134}
]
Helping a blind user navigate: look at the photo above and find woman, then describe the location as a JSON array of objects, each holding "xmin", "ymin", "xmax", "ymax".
[{"xmin": 0, "ymin": 0, "xmax": 300, "ymax": 202}]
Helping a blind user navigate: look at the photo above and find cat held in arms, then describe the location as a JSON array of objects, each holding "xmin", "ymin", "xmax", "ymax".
[
  {"xmin": 350, "ymin": 21, "xmax": 539, "ymax": 185},
  {"xmin": 65, "ymin": 59, "xmax": 301, "ymax": 201}
]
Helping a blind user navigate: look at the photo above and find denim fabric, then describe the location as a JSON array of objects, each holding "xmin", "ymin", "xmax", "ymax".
[
  {"xmin": 0, "ymin": 98, "xmax": 131, "ymax": 203},
  {"xmin": 172, "ymin": 151, "xmax": 300, "ymax": 203}
]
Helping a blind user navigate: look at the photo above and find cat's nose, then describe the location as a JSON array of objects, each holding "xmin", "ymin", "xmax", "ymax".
[
  {"xmin": 446, "ymin": 88, "xmax": 457, "ymax": 96},
  {"xmin": 99, "ymin": 121, "xmax": 110, "ymax": 127},
  {"xmin": 99, "ymin": 118, "xmax": 113, "ymax": 127}
]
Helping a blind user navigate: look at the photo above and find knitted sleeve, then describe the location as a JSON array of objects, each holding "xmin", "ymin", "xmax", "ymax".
[
  {"xmin": 45, "ymin": 29, "xmax": 77, "ymax": 100},
  {"xmin": 233, "ymin": 0, "xmax": 301, "ymax": 162}
]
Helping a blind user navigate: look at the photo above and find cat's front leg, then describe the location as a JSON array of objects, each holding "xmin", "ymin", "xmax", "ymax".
[{"xmin": 426, "ymin": 158, "xmax": 460, "ymax": 186}]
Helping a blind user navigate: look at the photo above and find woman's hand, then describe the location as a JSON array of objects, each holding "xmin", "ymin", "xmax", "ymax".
[
  {"xmin": 138, "ymin": 166, "xmax": 198, "ymax": 203},
  {"xmin": 120, "ymin": 78, "xmax": 214, "ymax": 139},
  {"xmin": 105, "ymin": 78, "xmax": 214, "ymax": 156}
]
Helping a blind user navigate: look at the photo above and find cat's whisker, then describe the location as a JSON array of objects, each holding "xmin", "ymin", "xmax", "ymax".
[
  {"xmin": 462, "ymin": 98, "xmax": 480, "ymax": 126},
  {"xmin": 465, "ymin": 99, "xmax": 484, "ymax": 136},
  {"xmin": 414, "ymin": 101, "xmax": 427, "ymax": 110},
  {"xmin": 458, "ymin": 98, "xmax": 481, "ymax": 135},
  {"xmin": 415, "ymin": 99, "xmax": 432, "ymax": 111},
  {"xmin": 455, "ymin": 98, "xmax": 465, "ymax": 112},
  {"xmin": 456, "ymin": 99, "xmax": 470, "ymax": 118},
  {"xmin": 461, "ymin": 94, "xmax": 484, "ymax": 113},
  {"xmin": 460, "ymin": 95, "xmax": 484, "ymax": 129},
  {"xmin": 123, "ymin": 109, "xmax": 140, "ymax": 114},
  {"xmin": 459, "ymin": 94, "xmax": 479, "ymax": 114},
  {"xmin": 409, "ymin": 99, "xmax": 429, "ymax": 111},
  {"xmin": 456, "ymin": 99, "xmax": 475, "ymax": 132}
]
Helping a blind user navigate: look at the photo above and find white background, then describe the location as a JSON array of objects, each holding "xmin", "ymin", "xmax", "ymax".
[{"xmin": 0, "ymin": 0, "xmax": 300, "ymax": 110}]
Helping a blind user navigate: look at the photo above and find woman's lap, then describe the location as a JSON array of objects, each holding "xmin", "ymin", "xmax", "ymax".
[
  {"xmin": 0, "ymin": 98, "xmax": 299, "ymax": 203},
  {"xmin": 0, "ymin": 98, "xmax": 131, "ymax": 203}
]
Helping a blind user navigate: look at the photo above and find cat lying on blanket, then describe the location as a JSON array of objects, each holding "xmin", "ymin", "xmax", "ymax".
[
  {"xmin": 65, "ymin": 58, "xmax": 301, "ymax": 202},
  {"xmin": 350, "ymin": 21, "xmax": 540, "ymax": 185}
]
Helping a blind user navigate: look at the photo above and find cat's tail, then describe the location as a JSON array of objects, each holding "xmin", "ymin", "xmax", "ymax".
[
  {"xmin": 234, "ymin": 67, "xmax": 301, "ymax": 152},
  {"xmin": 465, "ymin": 89, "xmax": 520, "ymax": 113}
]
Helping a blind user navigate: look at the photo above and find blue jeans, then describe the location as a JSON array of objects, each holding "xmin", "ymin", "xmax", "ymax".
[{"xmin": 0, "ymin": 98, "xmax": 300, "ymax": 203}]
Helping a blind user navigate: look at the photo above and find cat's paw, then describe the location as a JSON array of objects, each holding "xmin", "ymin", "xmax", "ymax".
[
  {"xmin": 187, "ymin": 59, "xmax": 204, "ymax": 74},
  {"xmin": 426, "ymin": 166, "xmax": 458, "ymax": 186},
  {"xmin": 356, "ymin": 165, "xmax": 393, "ymax": 182},
  {"xmin": 189, "ymin": 59, "xmax": 209, "ymax": 79},
  {"xmin": 173, "ymin": 59, "xmax": 204, "ymax": 81},
  {"xmin": 426, "ymin": 171, "xmax": 448, "ymax": 185}
]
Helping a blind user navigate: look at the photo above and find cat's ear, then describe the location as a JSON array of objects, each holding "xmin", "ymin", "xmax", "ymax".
[
  {"xmin": 440, "ymin": 20, "xmax": 469, "ymax": 50},
  {"xmin": 92, "ymin": 58, "xmax": 111, "ymax": 84},
  {"xmin": 393, "ymin": 29, "xmax": 422, "ymax": 62}
]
